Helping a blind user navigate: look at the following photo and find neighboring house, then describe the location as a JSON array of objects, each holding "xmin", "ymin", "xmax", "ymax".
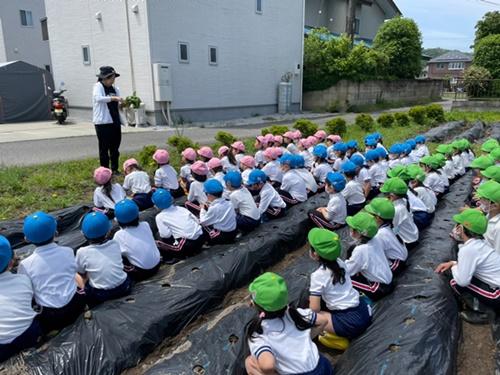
[
  {"xmin": 305, "ymin": 0, "xmax": 401, "ymax": 45},
  {"xmin": 0, "ymin": 0, "xmax": 51, "ymax": 71},
  {"xmin": 426, "ymin": 51, "xmax": 472, "ymax": 80},
  {"xmin": 45, "ymin": 0, "xmax": 305, "ymax": 124}
]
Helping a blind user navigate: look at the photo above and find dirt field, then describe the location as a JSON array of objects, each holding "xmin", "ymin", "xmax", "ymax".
[{"xmin": 457, "ymin": 322, "xmax": 496, "ymax": 375}]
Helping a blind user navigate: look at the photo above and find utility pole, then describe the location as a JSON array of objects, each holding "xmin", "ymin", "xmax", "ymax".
[{"xmin": 346, "ymin": 0, "xmax": 357, "ymax": 44}]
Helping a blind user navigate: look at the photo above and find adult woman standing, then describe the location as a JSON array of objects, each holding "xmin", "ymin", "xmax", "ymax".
[{"xmin": 93, "ymin": 66, "xmax": 123, "ymax": 174}]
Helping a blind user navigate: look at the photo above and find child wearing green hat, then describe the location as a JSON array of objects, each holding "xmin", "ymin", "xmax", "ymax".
[
  {"xmin": 476, "ymin": 180, "xmax": 500, "ymax": 252},
  {"xmin": 420, "ymin": 156, "xmax": 446, "ymax": 199},
  {"xmin": 245, "ymin": 272, "xmax": 333, "ymax": 375},
  {"xmin": 435, "ymin": 209, "xmax": 500, "ymax": 323},
  {"xmin": 345, "ymin": 212, "xmax": 394, "ymax": 301},
  {"xmin": 308, "ymin": 229, "xmax": 372, "ymax": 341},
  {"xmin": 451, "ymin": 141, "xmax": 466, "ymax": 177},
  {"xmin": 406, "ymin": 165, "xmax": 436, "ymax": 229}
]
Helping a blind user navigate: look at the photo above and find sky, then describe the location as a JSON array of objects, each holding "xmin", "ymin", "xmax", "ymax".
[{"xmin": 396, "ymin": 0, "xmax": 500, "ymax": 52}]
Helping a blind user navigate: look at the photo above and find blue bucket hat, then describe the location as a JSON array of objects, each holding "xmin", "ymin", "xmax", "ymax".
[
  {"xmin": 24, "ymin": 211, "xmax": 57, "ymax": 244},
  {"xmin": 406, "ymin": 139, "xmax": 417, "ymax": 150},
  {"xmin": 333, "ymin": 142, "xmax": 348, "ymax": 153},
  {"xmin": 365, "ymin": 149, "xmax": 380, "ymax": 162},
  {"xmin": 415, "ymin": 135, "xmax": 426, "ymax": 144},
  {"xmin": 365, "ymin": 137, "xmax": 377, "ymax": 147},
  {"xmin": 248, "ymin": 170, "xmax": 267, "ymax": 185},
  {"xmin": 0, "ymin": 235, "xmax": 13, "ymax": 273},
  {"xmin": 389, "ymin": 144, "xmax": 403, "ymax": 155},
  {"xmin": 312, "ymin": 145, "xmax": 328, "ymax": 159},
  {"xmin": 81, "ymin": 212, "xmax": 111, "ymax": 240},
  {"xmin": 350, "ymin": 154, "xmax": 365, "ymax": 167},
  {"xmin": 279, "ymin": 154, "xmax": 293, "ymax": 166},
  {"xmin": 224, "ymin": 171, "xmax": 243, "ymax": 188},
  {"xmin": 292, "ymin": 154, "xmax": 305, "ymax": 169},
  {"xmin": 115, "ymin": 199, "xmax": 140, "ymax": 224},
  {"xmin": 326, "ymin": 172, "xmax": 346, "ymax": 192},
  {"xmin": 204, "ymin": 179, "xmax": 224, "ymax": 195},
  {"xmin": 152, "ymin": 188, "xmax": 173, "ymax": 209},
  {"xmin": 340, "ymin": 160, "xmax": 357, "ymax": 174},
  {"xmin": 346, "ymin": 140, "xmax": 358, "ymax": 149},
  {"xmin": 376, "ymin": 147, "xmax": 388, "ymax": 159}
]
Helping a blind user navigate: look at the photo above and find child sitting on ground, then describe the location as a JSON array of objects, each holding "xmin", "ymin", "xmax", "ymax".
[
  {"xmin": 185, "ymin": 161, "xmax": 209, "ymax": 216},
  {"xmin": 200, "ymin": 179, "xmax": 238, "ymax": 245},
  {"xmin": 179, "ymin": 147, "xmax": 197, "ymax": 190},
  {"xmin": 244, "ymin": 272, "xmax": 333, "ymax": 375},
  {"xmin": 224, "ymin": 171, "xmax": 261, "ymax": 233},
  {"xmin": 414, "ymin": 135, "xmax": 429, "ymax": 160},
  {"xmin": 153, "ymin": 149, "xmax": 184, "ymax": 198},
  {"xmin": 77, "ymin": 212, "xmax": 132, "ymax": 307},
  {"xmin": 240, "ymin": 155, "xmax": 256, "ymax": 186},
  {"xmin": 345, "ymin": 212, "xmax": 394, "ymax": 301},
  {"xmin": 326, "ymin": 135, "xmax": 342, "ymax": 161},
  {"xmin": 298, "ymin": 138, "xmax": 314, "ymax": 169},
  {"xmin": 207, "ymin": 158, "xmax": 226, "ymax": 186},
  {"xmin": 262, "ymin": 147, "xmax": 283, "ymax": 188},
  {"xmin": 340, "ymin": 161, "xmax": 366, "ymax": 216},
  {"xmin": 153, "ymin": 189, "xmax": 205, "ymax": 262},
  {"xmin": 308, "ymin": 172, "xmax": 347, "ymax": 231},
  {"xmin": 332, "ymin": 143, "xmax": 348, "ymax": 171},
  {"xmin": 18, "ymin": 212, "xmax": 85, "ymax": 333},
  {"xmin": 93, "ymin": 166, "xmax": 126, "ymax": 219},
  {"xmin": 293, "ymin": 155, "xmax": 319, "ymax": 197},
  {"xmin": 197, "ymin": 146, "xmax": 214, "ymax": 165},
  {"xmin": 113, "ymin": 199, "xmax": 161, "ymax": 281},
  {"xmin": 218, "ymin": 146, "xmax": 239, "ymax": 172},
  {"xmin": 312, "ymin": 145, "xmax": 332, "ymax": 190},
  {"xmin": 247, "ymin": 170, "xmax": 287, "ymax": 221},
  {"xmin": 254, "ymin": 136, "xmax": 268, "ymax": 169},
  {"xmin": 0, "ymin": 235, "xmax": 41, "ymax": 362},
  {"xmin": 350, "ymin": 154, "xmax": 371, "ymax": 198},
  {"xmin": 123, "ymin": 158, "xmax": 153, "ymax": 211},
  {"xmin": 365, "ymin": 149, "xmax": 386, "ymax": 200},
  {"xmin": 476, "ymin": 180, "xmax": 500, "ymax": 252},
  {"xmin": 407, "ymin": 165, "xmax": 436, "ymax": 229},
  {"xmin": 420, "ymin": 156, "xmax": 446, "ymax": 199},
  {"xmin": 278, "ymin": 154, "xmax": 308, "ymax": 206},
  {"xmin": 231, "ymin": 141, "xmax": 246, "ymax": 167}
]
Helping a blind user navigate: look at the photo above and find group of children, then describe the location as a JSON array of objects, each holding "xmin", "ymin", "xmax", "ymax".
[{"xmin": 1, "ymin": 127, "xmax": 500, "ymax": 370}]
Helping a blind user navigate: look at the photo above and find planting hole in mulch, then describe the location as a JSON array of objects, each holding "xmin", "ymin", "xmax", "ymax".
[
  {"xmin": 228, "ymin": 334, "xmax": 239, "ymax": 345},
  {"xmin": 414, "ymin": 295, "xmax": 429, "ymax": 301},
  {"xmin": 125, "ymin": 297, "xmax": 135, "ymax": 303},
  {"xmin": 388, "ymin": 344, "xmax": 401, "ymax": 352},
  {"xmin": 192, "ymin": 365, "xmax": 205, "ymax": 375},
  {"xmin": 161, "ymin": 283, "xmax": 171, "ymax": 288},
  {"xmin": 404, "ymin": 317, "xmax": 416, "ymax": 326},
  {"xmin": 192, "ymin": 267, "xmax": 201, "ymax": 273}
]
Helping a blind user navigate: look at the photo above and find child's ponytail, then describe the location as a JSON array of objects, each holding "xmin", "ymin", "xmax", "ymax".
[
  {"xmin": 318, "ymin": 257, "xmax": 346, "ymax": 285},
  {"xmin": 288, "ymin": 306, "xmax": 315, "ymax": 331}
]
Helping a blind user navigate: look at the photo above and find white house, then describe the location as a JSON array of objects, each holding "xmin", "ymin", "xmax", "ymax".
[
  {"xmin": 0, "ymin": 0, "xmax": 52, "ymax": 71},
  {"xmin": 45, "ymin": 0, "xmax": 305, "ymax": 125}
]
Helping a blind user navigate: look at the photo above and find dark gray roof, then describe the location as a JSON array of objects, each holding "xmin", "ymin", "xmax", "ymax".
[{"xmin": 429, "ymin": 51, "xmax": 472, "ymax": 63}]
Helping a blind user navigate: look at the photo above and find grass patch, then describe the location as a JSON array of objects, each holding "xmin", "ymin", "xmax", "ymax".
[
  {"xmin": 346, "ymin": 98, "xmax": 436, "ymax": 113},
  {"xmin": 445, "ymin": 110, "xmax": 500, "ymax": 123}
]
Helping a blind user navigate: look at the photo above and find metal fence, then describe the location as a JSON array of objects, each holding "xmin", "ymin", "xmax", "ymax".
[{"xmin": 442, "ymin": 79, "xmax": 500, "ymax": 100}]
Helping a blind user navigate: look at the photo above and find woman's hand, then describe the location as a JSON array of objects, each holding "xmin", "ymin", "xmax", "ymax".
[
  {"xmin": 435, "ymin": 261, "xmax": 456, "ymax": 273},
  {"xmin": 111, "ymin": 96, "xmax": 122, "ymax": 102}
]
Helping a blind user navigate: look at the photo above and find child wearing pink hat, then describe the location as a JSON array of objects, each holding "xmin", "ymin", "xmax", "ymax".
[
  {"xmin": 262, "ymin": 148, "xmax": 283, "ymax": 187},
  {"xmin": 326, "ymin": 135, "xmax": 342, "ymax": 161},
  {"xmin": 93, "ymin": 167, "xmax": 126, "ymax": 218},
  {"xmin": 239, "ymin": 155, "xmax": 256, "ymax": 185},
  {"xmin": 254, "ymin": 136, "xmax": 268, "ymax": 168},
  {"xmin": 153, "ymin": 149, "xmax": 184, "ymax": 198},
  {"xmin": 314, "ymin": 130, "xmax": 327, "ymax": 143},
  {"xmin": 122, "ymin": 159, "xmax": 153, "ymax": 210},
  {"xmin": 184, "ymin": 161, "xmax": 209, "ymax": 216},
  {"xmin": 197, "ymin": 146, "xmax": 214, "ymax": 162},
  {"xmin": 298, "ymin": 139, "xmax": 314, "ymax": 169},
  {"xmin": 218, "ymin": 145, "xmax": 239, "ymax": 172},
  {"xmin": 207, "ymin": 158, "xmax": 226, "ymax": 186},
  {"xmin": 180, "ymin": 147, "xmax": 197, "ymax": 190},
  {"xmin": 231, "ymin": 141, "xmax": 246, "ymax": 167}
]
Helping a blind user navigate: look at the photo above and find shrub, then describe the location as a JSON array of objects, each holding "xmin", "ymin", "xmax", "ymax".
[
  {"xmin": 355, "ymin": 114, "xmax": 375, "ymax": 131},
  {"xmin": 214, "ymin": 131, "xmax": 236, "ymax": 146},
  {"xmin": 325, "ymin": 118, "xmax": 347, "ymax": 136},
  {"xmin": 425, "ymin": 104, "xmax": 445, "ymax": 123},
  {"xmin": 167, "ymin": 135, "xmax": 198, "ymax": 153},
  {"xmin": 260, "ymin": 125, "xmax": 289, "ymax": 136},
  {"xmin": 137, "ymin": 145, "xmax": 157, "ymax": 172},
  {"xmin": 394, "ymin": 112, "xmax": 410, "ymax": 127},
  {"xmin": 377, "ymin": 113, "xmax": 395, "ymax": 128},
  {"xmin": 474, "ymin": 34, "xmax": 500, "ymax": 78},
  {"xmin": 464, "ymin": 65, "xmax": 492, "ymax": 97},
  {"xmin": 408, "ymin": 105, "xmax": 427, "ymax": 125},
  {"xmin": 293, "ymin": 119, "xmax": 319, "ymax": 137}
]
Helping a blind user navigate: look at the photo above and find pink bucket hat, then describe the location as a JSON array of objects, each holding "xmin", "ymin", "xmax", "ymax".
[
  {"xmin": 190, "ymin": 161, "xmax": 209, "ymax": 176},
  {"xmin": 182, "ymin": 147, "xmax": 197, "ymax": 161},
  {"xmin": 283, "ymin": 131, "xmax": 294, "ymax": 140},
  {"xmin": 264, "ymin": 147, "xmax": 278, "ymax": 160},
  {"xmin": 207, "ymin": 157, "xmax": 222, "ymax": 170},
  {"xmin": 94, "ymin": 167, "xmax": 112, "ymax": 185},
  {"xmin": 292, "ymin": 130, "xmax": 302, "ymax": 140},
  {"xmin": 275, "ymin": 147, "xmax": 284, "ymax": 157},
  {"xmin": 153, "ymin": 149, "xmax": 170, "ymax": 164},
  {"xmin": 256, "ymin": 135, "xmax": 268, "ymax": 146},
  {"xmin": 299, "ymin": 138, "xmax": 310, "ymax": 149},
  {"xmin": 314, "ymin": 130, "xmax": 327, "ymax": 141},
  {"xmin": 198, "ymin": 146, "xmax": 214, "ymax": 159},
  {"xmin": 264, "ymin": 133, "xmax": 275, "ymax": 144},
  {"xmin": 274, "ymin": 135, "xmax": 283, "ymax": 145},
  {"xmin": 231, "ymin": 141, "xmax": 246, "ymax": 152},
  {"xmin": 327, "ymin": 134, "xmax": 342, "ymax": 143},
  {"xmin": 240, "ymin": 155, "xmax": 256, "ymax": 169},
  {"xmin": 218, "ymin": 145, "xmax": 229, "ymax": 157},
  {"xmin": 123, "ymin": 158, "xmax": 138, "ymax": 171},
  {"xmin": 307, "ymin": 135, "xmax": 318, "ymax": 146}
]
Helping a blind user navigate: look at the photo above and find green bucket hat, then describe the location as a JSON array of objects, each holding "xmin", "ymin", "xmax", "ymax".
[
  {"xmin": 308, "ymin": 228, "xmax": 341, "ymax": 261},
  {"xmin": 457, "ymin": 139, "xmax": 470, "ymax": 151},
  {"xmin": 387, "ymin": 165, "xmax": 408, "ymax": 180},
  {"xmin": 436, "ymin": 144, "xmax": 453, "ymax": 156},
  {"xmin": 481, "ymin": 165, "xmax": 500, "ymax": 183},
  {"xmin": 477, "ymin": 180, "xmax": 500, "ymax": 204},
  {"xmin": 433, "ymin": 153, "xmax": 447, "ymax": 168},
  {"xmin": 406, "ymin": 165, "xmax": 426, "ymax": 182},
  {"xmin": 249, "ymin": 272, "xmax": 288, "ymax": 312},
  {"xmin": 346, "ymin": 211, "xmax": 379, "ymax": 238},
  {"xmin": 453, "ymin": 208, "xmax": 488, "ymax": 236},
  {"xmin": 451, "ymin": 140, "xmax": 461, "ymax": 150},
  {"xmin": 470, "ymin": 155, "xmax": 494, "ymax": 170},
  {"xmin": 490, "ymin": 147, "xmax": 500, "ymax": 161},
  {"xmin": 482, "ymin": 139, "xmax": 499, "ymax": 153},
  {"xmin": 380, "ymin": 177, "xmax": 408, "ymax": 195},
  {"xmin": 364, "ymin": 197, "xmax": 395, "ymax": 220}
]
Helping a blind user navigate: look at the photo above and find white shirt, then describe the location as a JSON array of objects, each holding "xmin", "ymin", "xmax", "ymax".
[
  {"xmin": 258, "ymin": 183, "xmax": 286, "ymax": 213},
  {"xmin": 438, "ymin": 169, "xmax": 450, "ymax": 188},
  {"xmin": 199, "ymin": 198, "xmax": 237, "ymax": 232},
  {"xmin": 414, "ymin": 144, "xmax": 429, "ymax": 159},
  {"xmin": 369, "ymin": 163, "xmax": 386, "ymax": 186},
  {"xmin": 345, "ymin": 238, "xmax": 393, "ymax": 284},
  {"xmin": 452, "ymin": 154, "xmax": 466, "ymax": 176},
  {"xmin": 452, "ymin": 239, "xmax": 500, "ymax": 288},
  {"xmin": 393, "ymin": 199, "xmax": 419, "ymax": 244},
  {"xmin": 262, "ymin": 160, "xmax": 283, "ymax": 183},
  {"xmin": 248, "ymin": 308, "xmax": 320, "ymax": 374},
  {"xmin": 212, "ymin": 171, "xmax": 226, "ymax": 187},
  {"xmin": 76, "ymin": 240, "xmax": 127, "ymax": 290},
  {"xmin": 156, "ymin": 206, "xmax": 203, "ymax": 240},
  {"xmin": 92, "ymin": 82, "xmax": 121, "ymax": 125},
  {"xmin": 413, "ymin": 186, "xmax": 437, "ymax": 213},
  {"xmin": 235, "ymin": 153, "xmax": 245, "ymax": 167},
  {"xmin": 229, "ymin": 188, "xmax": 261, "ymax": 220},
  {"xmin": 220, "ymin": 156, "xmax": 239, "ymax": 173},
  {"xmin": 356, "ymin": 168, "xmax": 371, "ymax": 184},
  {"xmin": 93, "ymin": 184, "xmax": 126, "ymax": 210},
  {"xmin": 333, "ymin": 157, "xmax": 345, "ymax": 172},
  {"xmin": 123, "ymin": 171, "xmax": 151, "ymax": 194},
  {"xmin": 485, "ymin": 214, "xmax": 500, "ymax": 253},
  {"xmin": 0, "ymin": 272, "xmax": 37, "ymax": 344},
  {"xmin": 400, "ymin": 156, "xmax": 411, "ymax": 166},
  {"xmin": 313, "ymin": 162, "xmax": 332, "ymax": 183},
  {"xmin": 443, "ymin": 160, "xmax": 456, "ymax": 180},
  {"xmin": 310, "ymin": 261, "xmax": 359, "ymax": 311},
  {"xmin": 342, "ymin": 180, "xmax": 366, "ymax": 205},
  {"xmin": 379, "ymin": 159, "xmax": 389, "ymax": 174},
  {"xmin": 241, "ymin": 168, "xmax": 253, "ymax": 185},
  {"xmin": 255, "ymin": 150, "xmax": 265, "ymax": 166},
  {"xmin": 154, "ymin": 165, "xmax": 179, "ymax": 190},
  {"xmin": 300, "ymin": 150, "xmax": 314, "ymax": 169},
  {"xmin": 374, "ymin": 225, "xmax": 408, "ymax": 261},
  {"xmin": 113, "ymin": 222, "xmax": 161, "ymax": 270},
  {"xmin": 281, "ymin": 171, "xmax": 308, "ymax": 202},
  {"xmin": 295, "ymin": 169, "xmax": 318, "ymax": 193},
  {"xmin": 388, "ymin": 159, "xmax": 402, "ymax": 169},
  {"xmin": 180, "ymin": 164, "xmax": 193, "ymax": 181},
  {"xmin": 326, "ymin": 192, "xmax": 347, "ymax": 224},
  {"xmin": 18, "ymin": 243, "xmax": 77, "ymax": 308},
  {"xmin": 187, "ymin": 180, "xmax": 207, "ymax": 205},
  {"xmin": 407, "ymin": 190, "xmax": 429, "ymax": 213},
  {"xmin": 461, "ymin": 151, "xmax": 471, "ymax": 168},
  {"xmin": 424, "ymin": 172, "xmax": 445, "ymax": 194}
]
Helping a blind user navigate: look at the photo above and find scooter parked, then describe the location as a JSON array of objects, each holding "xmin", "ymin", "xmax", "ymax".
[{"xmin": 52, "ymin": 89, "xmax": 68, "ymax": 124}]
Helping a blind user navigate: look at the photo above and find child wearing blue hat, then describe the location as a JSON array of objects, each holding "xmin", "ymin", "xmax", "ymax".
[
  {"xmin": 112, "ymin": 199, "xmax": 161, "ymax": 281},
  {"xmin": 247, "ymin": 170, "xmax": 287, "ymax": 221},
  {"xmin": 224, "ymin": 171, "xmax": 261, "ymax": 233},
  {"xmin": 332, "ymin": 143, "xmax": 348, "ymax": 172},
  {"xmin": 309, "ymin": 172, "xmax": 347, "ymax": 230},
  {"xmin": 278, "ymin": 154, "xmax": 308, "ymax": 207},
  {"xmin": 350, "ymin": 154, "xmax": 371, "ymax": 198},
  {"xmin": 200, "ymin": 179, "xmax": 238, "ymax": 244},
  {"xmin": 294, "ymin": 155, "xmax": 319, "ymax": 197},
  {"xmin": 153, "ymin": 189, "xmax": 205, "ymax": 262},
  {"xmin": 312, "ymin": 145, "xmax": 333, "ymax": 191},
  {"xmin": 0, "ymin": 235, "xmax": 41, "ymax": 362},
  {"xmin": 365, "ymin": 149, "xmax": 386, "ymax": 200},
  {"xmin": 18, "ymin": 212, "xmax": 85, "ymax": 332},
  {"xmin": 346, "ymin": 140, "xmax": 363, "ymax": 160},
  {"xmin": 76, "ymin": 212, "xmax": 131, "ymax": 307},
  {"xmin": 414, "ymin": 135, "xmax": 429, "ymax": 160},
  {"xmin": 341, "ymin": 161, "xmax": 366, "ymax": 215},
  {"xmin": 388, "ymin": 144, "xmax": 403, "ymax": 169}
]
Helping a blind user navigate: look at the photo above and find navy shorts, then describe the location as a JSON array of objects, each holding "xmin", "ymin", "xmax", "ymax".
[
  {"xmin": 85, "ymin": 276, "xmax": 132, "ymax": 307},
  {"xmin": 331, "ymin": 297, "xmax": 372, "ymax": 340},
  {"xmin": 412, "ymin": 210, "xmax": 434, "ymax": 231},
  {"xmin": 297, "ymin": 355, "xmax": 334, "ymax": 375}
]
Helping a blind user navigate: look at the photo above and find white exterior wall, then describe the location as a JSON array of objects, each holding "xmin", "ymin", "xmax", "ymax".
[
  {"xmin": 359, "ymin": 2, "xmax": 386, "ymax": 41},
  {"xmin": 0, "ymin": 0, "xmax": 51, "ymax": 69}
]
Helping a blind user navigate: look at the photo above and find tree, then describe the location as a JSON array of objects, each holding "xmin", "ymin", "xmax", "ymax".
[
  {"xmin": 474, "ymin": 34, "xmax": 500, "ymax": 78},
  {"xmin": 464, "ymin": 66, "xmax": 492, "ymax": 97},
  {"xmin": 475, "ymin": 11, "xmax": 500, "ymax": 45},
  {"xmin": 373, "ymin": 17, "xmax": 423, "ymax": 79}
]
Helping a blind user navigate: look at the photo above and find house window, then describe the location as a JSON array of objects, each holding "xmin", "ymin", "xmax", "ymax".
[
  {"xmin": 436, "ymin": 63, "xmax": 446, "ymax": 70},
  {"xmin": 41, "ymin": 18, "xmax": 49, "ymax": 41},
  {"xmin": 82, "ymin": 45, "xmax": 91, "ymax": 65},
  {"xmin": 354, "ymin": 18, "xmax": 360, "ymax": 35},
  {"xmin": 178, "ymin": 42, "xmax": 189, "ymax": 63},
  {"xmin": 209, "ymin": 46, "xmax": 218, "ymax": 65},
  {"xmin": 256, "ymin": 0, "xmax": 263, "ymax": 14},
  {"xmin": 20, "ymin": 10, "xmax": 33, "ymax": 27},
  {"xmin": 45, "ymin": 65, "xmax": 51, "ymax": 72},
  {"xmin": 448, "ymin": 62, "xmax": 465, "ymax": 70}
]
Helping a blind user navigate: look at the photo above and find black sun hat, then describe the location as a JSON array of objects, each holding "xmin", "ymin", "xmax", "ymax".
[{"xmin": 97, "ymin": 66, "xmax": 120, "ymax": 79}]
